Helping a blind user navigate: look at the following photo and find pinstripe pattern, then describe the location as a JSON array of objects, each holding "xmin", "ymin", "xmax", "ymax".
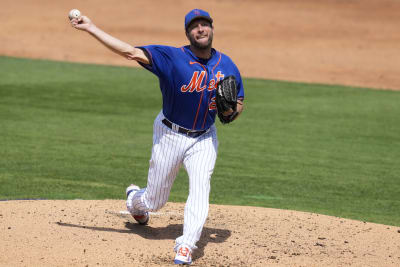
[{"xmin": 129, "ymin": 111, "xmax": 218, "ymax": 250}]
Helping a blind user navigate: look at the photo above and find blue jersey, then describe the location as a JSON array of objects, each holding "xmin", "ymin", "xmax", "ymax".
[{"xmin": 137, "ymin": 45, "xmax": 245, "ymax": 131}]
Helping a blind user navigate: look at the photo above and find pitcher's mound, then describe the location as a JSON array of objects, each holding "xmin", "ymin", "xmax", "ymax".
[{"xmin": 0, "ymin": 200, "xmax": 399, "ymax": 266}]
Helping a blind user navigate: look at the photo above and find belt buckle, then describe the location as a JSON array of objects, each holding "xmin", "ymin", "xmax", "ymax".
[{"xmin": 171, "ymin": 123, "xmax": 180, "ymax": 133}]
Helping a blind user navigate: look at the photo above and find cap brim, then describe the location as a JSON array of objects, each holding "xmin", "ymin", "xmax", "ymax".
[{"xmin": 186, "ymin": 16, "xmax": 213, "ymax": 30}]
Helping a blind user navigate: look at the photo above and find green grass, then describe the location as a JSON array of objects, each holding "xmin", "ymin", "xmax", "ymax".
[{"xmin": 1, "ymin": 56, "xmax": 399, "ymax": 226}]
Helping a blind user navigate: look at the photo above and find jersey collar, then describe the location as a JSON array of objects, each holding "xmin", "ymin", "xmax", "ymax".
[{"xmin": 183, "ymin": 45, "xmax": 218, "ymax": 65}]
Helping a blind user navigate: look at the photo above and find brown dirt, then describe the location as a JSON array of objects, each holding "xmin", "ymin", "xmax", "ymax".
[
  {"xmin": 1, "ymin": 0, "xmax": 400, "ymax": 266},
  {"xmin": 1, "ymin": 200, "xmax": 399, "ymax": 266}
]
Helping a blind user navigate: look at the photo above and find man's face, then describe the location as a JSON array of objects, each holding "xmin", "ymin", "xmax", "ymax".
[{"xmin": 186, "ymin": 19, "xmax": 214, "ymax": 49}]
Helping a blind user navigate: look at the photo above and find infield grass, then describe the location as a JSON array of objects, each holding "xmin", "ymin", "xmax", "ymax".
[{"xmin": 1, "ymin": 56, "xmax": 399, "ymax": 226}]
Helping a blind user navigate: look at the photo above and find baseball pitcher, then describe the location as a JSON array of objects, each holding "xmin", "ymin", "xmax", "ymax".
[{"xmin": 69, "ymin": 8, "xmax": 244, "ymax": 265}]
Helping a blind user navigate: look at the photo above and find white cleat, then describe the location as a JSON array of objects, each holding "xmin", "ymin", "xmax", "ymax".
[
  {"xmin": 174, "ymin": 245, "xmax": 192, "ymax": 265},
  {"xmin": 125, "ymin": 184, "xmax": 149, "ymax": 225},
  {"xmin": 126, "ymin": 184, "xmax": 140, "ymax": 197}
]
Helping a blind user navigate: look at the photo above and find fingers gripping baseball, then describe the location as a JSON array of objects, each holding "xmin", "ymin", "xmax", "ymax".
[{"xmin": 68, "ymin": 9, "xmax": 92, "ymax": 31}]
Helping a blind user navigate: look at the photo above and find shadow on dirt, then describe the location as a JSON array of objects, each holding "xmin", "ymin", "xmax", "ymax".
[
  {"xmin": 56, "ymin": 222, "xmax": 231, "ymax": 260},
  {"xmin": 125, "ymin": 222, "xmax": 231, "ymax": 260}
]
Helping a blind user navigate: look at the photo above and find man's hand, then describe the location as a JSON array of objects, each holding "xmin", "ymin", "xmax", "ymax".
[
  {"xmin": 70, "ymin": 16, "xmax": 94, "ymax": 32},
  {"xmin": 222, "ymin": 100, "xmax": 243, "ymax": 120},
  {"xmin": 222, "ymin": 108, "xmax": 233, "ymax": 117}
]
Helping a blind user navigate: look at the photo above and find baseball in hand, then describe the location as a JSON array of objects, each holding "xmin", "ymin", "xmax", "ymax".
[{"xmin": 68, "ymin": 9, "xmax": 81, "ymax": 20}]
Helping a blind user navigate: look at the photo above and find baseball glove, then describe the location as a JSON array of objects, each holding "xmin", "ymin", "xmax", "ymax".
[{"xmin": 216, "ymin": 75, "xmax": 238, "ymax": 124}]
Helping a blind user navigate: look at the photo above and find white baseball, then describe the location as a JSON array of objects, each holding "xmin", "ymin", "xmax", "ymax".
[{"xmin": 68, "ymin": 9, "xmax": 81, "ymax": 20}]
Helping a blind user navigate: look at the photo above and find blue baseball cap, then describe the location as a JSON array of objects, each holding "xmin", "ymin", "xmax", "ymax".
[{"xmin": 185, "ymin": 9, "xmax": 213, "ymax": 31}]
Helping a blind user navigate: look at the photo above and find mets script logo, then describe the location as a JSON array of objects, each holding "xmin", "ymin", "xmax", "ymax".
[{"xmin": 181, "ymin": 71, "xmax": 224, "ymax": 93}]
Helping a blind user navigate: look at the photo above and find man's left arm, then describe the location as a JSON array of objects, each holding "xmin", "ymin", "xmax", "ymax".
[{"xmin": 234, "ymin": 100, "xmax": 244, "ymax": 120}]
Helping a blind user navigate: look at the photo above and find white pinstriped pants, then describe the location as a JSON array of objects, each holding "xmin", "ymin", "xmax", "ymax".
[{"xmin": 130, "ymin": 111, "xmax": 218, "ymax": 250}]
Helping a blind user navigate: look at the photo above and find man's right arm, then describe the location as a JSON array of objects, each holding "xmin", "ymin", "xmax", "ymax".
[{"xmin": 70, "ymin": 16, "xmax": 150, "ymax": 65}]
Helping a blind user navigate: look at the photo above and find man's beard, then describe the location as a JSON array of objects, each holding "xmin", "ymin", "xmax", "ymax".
[{"xmin": 189, "ymin": 33, "xmax": 213, "ymax": 50}]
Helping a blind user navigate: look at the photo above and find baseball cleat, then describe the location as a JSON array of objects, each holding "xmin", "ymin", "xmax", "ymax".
[
  {"xmin": 132, "ymin": 212, "xmax": 149, "ymax": 225},
  {"xmin": 126, "ymin": 184, "xmax": 149, "ymax": 225},
  {"xmin": 174, "ymin": 245, "xmax": 192, "ymax": 265},
  {"xmin": 126, "ymin": 184, "xmax": 140, "ymax": 198}
]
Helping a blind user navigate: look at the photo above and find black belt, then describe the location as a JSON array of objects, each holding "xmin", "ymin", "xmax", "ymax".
[{"xmin": 162, "ymin": 119, "xmax": 208, "ymax": 138}]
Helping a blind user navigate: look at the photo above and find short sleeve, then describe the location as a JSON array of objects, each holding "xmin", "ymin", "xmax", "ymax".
[{"xmin": 136, "ymin": 45, "xmax": 174, "ymax": 78}]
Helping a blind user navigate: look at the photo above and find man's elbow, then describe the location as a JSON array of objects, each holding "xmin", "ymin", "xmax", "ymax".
[
  {"xmin": 123, "ymin": 47, "xmax": 150, "ymax": 64},
  {"xmin": 121, "ymin": 46, "xmax": 137, "ymax": 60}
]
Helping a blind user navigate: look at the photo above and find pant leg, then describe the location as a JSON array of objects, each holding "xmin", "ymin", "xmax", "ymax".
[
  {"xmin": 175, "ymin": 126, "xmax": 218, "ymax": 250},
  {"xmin": 130, "ymin": 113, "xmax": 189, "ymax": 213}
]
